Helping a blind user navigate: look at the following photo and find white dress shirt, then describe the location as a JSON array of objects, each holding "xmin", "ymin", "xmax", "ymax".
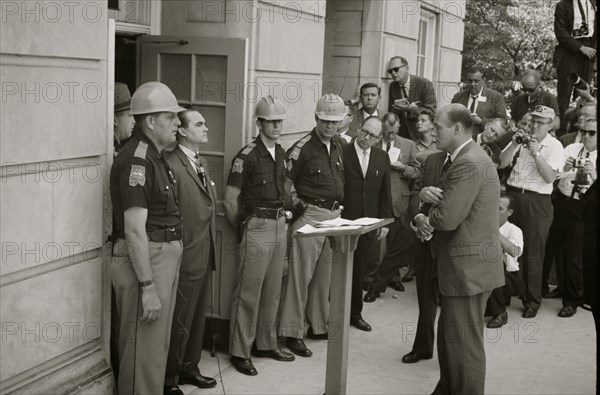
[
  {"xmin": 573, "ymin": 0, "xmax": 596, "ymax": 39},
  {"xmin": 354, "ymin": 141, "xmax": 371, "ymax": 177},
  {"xmin": 180, "ymin": 144, "xmax": 200, "ymax": 172},
  {"xmin": 500, "ymin": 221, "xmax": 523, "ymax": 272},
  {"xmin": 557, "ymin": 143, "xmax": 597, "ymax": 198},
  {"xmin": 466, "ymin": 86, "xmax": 484, "ymax": 114}
]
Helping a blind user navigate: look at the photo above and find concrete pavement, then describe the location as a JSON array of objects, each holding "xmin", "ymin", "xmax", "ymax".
[{"xmin": 183, "ymin": 279, "xmax": 596, "ymax": 395}]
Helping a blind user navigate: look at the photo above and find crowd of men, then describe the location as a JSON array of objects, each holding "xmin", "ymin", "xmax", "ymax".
[{"xmin": 108, "ymin": 1, "xmax": 597, "ymax": 392}]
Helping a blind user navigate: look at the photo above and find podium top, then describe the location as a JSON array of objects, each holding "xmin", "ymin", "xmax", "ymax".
[{"xmin": 293, "ymin": 218, "xmax": 394, "ymax": 238}]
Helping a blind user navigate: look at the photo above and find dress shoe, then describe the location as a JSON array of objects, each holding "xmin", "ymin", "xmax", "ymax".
[
  {"xmin": 401, "ymin": 270, "xmax": 416, "ymax": 282},
  {"xmin": 363, "ymin": 289, "xmax": 380, "ymax": 303},
  {"xmin": 543, "ymin": 288, "xmax": 561, "ymax": 298},
  {"xmin": 522, "ymin": 307, "xmax": 537, "ymax": 318},
  {"xmin": 558, "ymin": 305, "xmax": 577, "ymax": 317},
  {"xmin": 285, "ymin": 337, "xmax": 313, "ymax": 357},
  {"xmin": 164, "ymin": 385, "xmax": 184, "ymax": 395},
  {"xmin": 402, "ymin": 351, "xmax": 433, "ymax": 364},
  {"xmin": 486, "ymin": 312, "xmax": 508, "ymax": 328},
  {"xmin": 350, "ymin": 317, "xmax": 372, "ymax": 332},
  {"xmin": 252, "ymin": 347, "xmax": 295, "ymax": 361},
  {"xmin": 307, "ymin": 327, "xmax": 328, "ymax": 340},
  {"xmin": 389, "ymin": 281, "xmax": 405, "ymax": 292},
  {"xmin": 179, "ymin": 374, "xmax": 217, "ymax": 389},
  {"xmin": 230, "ymin": 356, "xmax": 258, "ymax": 376}
]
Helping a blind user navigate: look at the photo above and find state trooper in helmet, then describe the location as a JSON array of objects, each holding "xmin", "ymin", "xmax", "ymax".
[
  {"xmin": 279, "ymin": 94, "xmax": 345, "ymax": 357},
  {"xmin": 224, "ymin": 96, "xmax": 295, "ymax": 376},
  {"xmin": 110, "ymin": 81, "xmax": 186, "ymax": 393}
]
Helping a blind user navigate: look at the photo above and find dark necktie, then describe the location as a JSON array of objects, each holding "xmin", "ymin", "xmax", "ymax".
[
  {"xmin": 400, "ymin": 85, "xmax": 408, "ymax": 99},
  {"xmin": 441, "ymin": 155, "xmax": 452, "ymax": 177},
  {"xmin": 194, "ymin": 155, "xmax": 207, "ymax": 188},
  {"xmin": 386, "ymin": 142, "xmax": 391, "ymax": 152},
  {"xmin": 469, "ymin": 96, "xmax": 478, "ymax": 113}
]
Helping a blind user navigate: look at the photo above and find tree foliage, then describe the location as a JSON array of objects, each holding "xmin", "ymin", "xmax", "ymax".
[{"xmin": 463, "ymin": 0, "xmax": 556, "ymax": 82}]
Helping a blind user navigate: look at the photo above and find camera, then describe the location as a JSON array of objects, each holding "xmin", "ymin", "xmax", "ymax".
[
  {"xmin": 572, "ymin": 23, "xmax": 589, "ymax": 37},
  {"xmin": 568, "ymin": 73, "xmax": 589, "ymax": 91},
  {"xmin": 573, "ymin": 158, "xmax": 587, "ymax": 168},
  {"xmin": 514, "ymin": 131, "xmax": 531, "ymax": 145}
]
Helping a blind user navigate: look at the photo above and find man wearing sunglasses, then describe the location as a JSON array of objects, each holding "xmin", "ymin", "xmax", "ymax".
[
  {"xmin": 387, "ymin": 56, "xmax": 437, "ymax": 141},
  {"xmin": 499, "ymin": 105, "xmax": 566, "ymax": 319},
  {"xmin": 560, "ymin": 102, "xmax": 597, "ymax": 146},
  {"xmin": 510, "ymin": 70, "xmax": 560, "ymax": 132},
  {"xmin": 544, "ymin": 118, "xmax": 596, "ymax": 318}
]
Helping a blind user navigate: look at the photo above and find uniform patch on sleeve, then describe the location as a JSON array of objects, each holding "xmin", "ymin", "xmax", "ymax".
[
  {"xmin": 129, "ymin": 165, "xmax": 146, "ymax": 186},
  {"xmin": 232, "ymin": 158, "xmax": 244, "ymax": 173},
  {"xmin": 289, "ymin": 147, "xmax": 301, "ymax": 160}
]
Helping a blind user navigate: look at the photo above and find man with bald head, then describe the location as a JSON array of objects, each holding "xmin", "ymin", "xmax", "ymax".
[
  {"xmin": 511, "ymin": 69, "xmax": 560, "ymax": 132},
  {"xmin": 414, "ymin": 103, "xmax": 504, "ymax": 394}
]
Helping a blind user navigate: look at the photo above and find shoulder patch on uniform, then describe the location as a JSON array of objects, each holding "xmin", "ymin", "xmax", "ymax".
[
  {"xmin": 133, "ymin": 141, "xmax": 148, "ymax": 159},
  {"xmin": 232, "ymin": 158, "xmax": 244, "ymax": 173},
  {"xmin": 129, "ymin": 164, "xmax": 146, "ymax": 186},
  {"xmin": 241, "ymin": 142, "xmax": 257, "ymax": 156},
  {"xmin": 295, "ymin": 133, "xmax": 311, "ymax": 149}
]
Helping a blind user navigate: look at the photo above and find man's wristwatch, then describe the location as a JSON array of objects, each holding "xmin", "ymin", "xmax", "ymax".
[{"xmin": 139, "ymin": 279, "xmax": 154, "ymax": 288}]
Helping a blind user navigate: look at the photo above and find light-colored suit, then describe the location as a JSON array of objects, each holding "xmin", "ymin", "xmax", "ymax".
[
  {"xmin": 428, "ymin": 140, "xmax": 504, "ymax": 395},
  {"xmin": 382, "ymin": 136, "xmax": 421, "ymax": 219}
]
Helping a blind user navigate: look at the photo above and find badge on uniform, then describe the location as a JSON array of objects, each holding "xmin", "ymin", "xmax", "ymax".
[
  {"xmin": 232, "ymin": 158, "xmax": 244, "ymax": 173},
  {"xmin": 129, "ymin": 165, "xmax": 146, "ymax": 186}
]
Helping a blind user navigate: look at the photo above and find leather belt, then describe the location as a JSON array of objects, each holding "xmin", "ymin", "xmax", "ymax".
[
  {"xmin": 147, "ymin": 225, "xmax": 182, "ymax": 242},
  {"xmin": 506, "ymin": 185, "xmax": 543, "ymax": 195},
  {"xmin": 299, "ymin": 196, "xmax": 340, "ymax": 211},
  {"xmin": 251, "ymin": 207, "xmax": 286, "ymax": 219}
]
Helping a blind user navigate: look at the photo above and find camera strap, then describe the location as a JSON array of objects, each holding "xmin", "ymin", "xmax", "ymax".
[{"xmin": 577, "ymin": 0, "xmax": 588, "ymax": 26}]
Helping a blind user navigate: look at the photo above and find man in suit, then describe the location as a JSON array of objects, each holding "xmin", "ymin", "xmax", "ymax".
[
  {"xmin": 164, "ymin": 107, "xmax": 218, "ymax": 394},
  {"xmin": 387, "ymin": 56, "xmax": 437, "ymax": 141},
  {"xmin": 553, "ymin": 0, "xmax": 597, "ymax": 122},
  {"xmin": 342, "ymin": 116, "xmax": 393, "ymax": 331},
  {"xmin": 363, "ymin": 112, "xmax": 421, "ymax": 301},
  {"xmin": 510, "ymin": 70, "xmax": 560, "ymax": 131},
  {"xmin": 401, "ymin": 150, "xmax": 447, "ymax": 364},
  {"xmin": 415, "ymin": 104, "xmax": 504, "ymax": 394},
  {"xmin": 349, "ymin": 82, "xmax": 382, "ymax": 138},
  {"xmin": 451, "ymin": 66, "xmax": 507, "ymax": 137}
]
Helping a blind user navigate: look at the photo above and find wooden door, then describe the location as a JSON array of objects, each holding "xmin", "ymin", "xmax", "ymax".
[{"xmin": 139, "ymin": 35, "xmax": 247, "ymax": 323}]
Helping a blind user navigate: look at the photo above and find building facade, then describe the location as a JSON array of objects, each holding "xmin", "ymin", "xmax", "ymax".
[{"xmin": 0, "ymin": 1, "xmax": 464, "ymax": 392}]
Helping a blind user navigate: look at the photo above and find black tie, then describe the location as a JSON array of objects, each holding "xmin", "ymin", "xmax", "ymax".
[
  {"xmin": 469, "ymin": 96, "xmax": 477, "ymax": 113},
  {"xmin": 194, "ymin": 155, "xmax": 207, "ymax": 188},
  {"xmin": 386, "ymin": 142, "xmax": 391, "ymax": 152},
  {"xmin": 400, "ymin": 85, "xmax": 408, "ymax": 99},
  {"xmin": 441, "ymin": 155, "xmax": 452, "ymax": 177}
]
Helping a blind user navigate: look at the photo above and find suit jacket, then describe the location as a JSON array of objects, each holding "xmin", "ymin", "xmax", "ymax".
[
  {"xmin": 553, "ymin": 0, "xmax": 597, "ymax": 69},
  {"xmin": 389, "ymin": 75, "xmax": 437, "ymax": 140},
  {"xmin": 428, "ymin": 141, "xmax": 504, "ymax": 296},
  {"xmin": 559, "ymin": 131, "xmax": 579, "ymax": 147},
  {"xmin": 341, "ymin": 144, "xmax": 393, "ymax": 221},
  {"xmin": 166, "ymin": 146, "xmax": 217, "ymax": 280},
  {"xmin": 376, "ymin": 136, "xmax": 421, "ymax": 218},
  {"xmin": 451, "ymin": 86, "xmax": 507, "ymax": 133}
]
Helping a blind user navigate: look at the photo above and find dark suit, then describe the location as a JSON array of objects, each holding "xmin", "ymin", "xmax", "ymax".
[
  {"xmin": 560, "ymin": 131, "xmax": 579, "ymax": 147},
  {"xmin": 407, "ymin": 151, "xmax": 448, "ymax": 356},
  {"xmin": 451, "ymin": 86, "xmax": 507, "ymax": 135},
  {"xmin": 389, "ymin": 75, "xmax": 437, "ymax": 141},
  {"xmin": 366, "ymin": 136, "xmax": 421, "ymax": 290},
  {"xmin": 553, "ymin": 0, "xmax": 597, "ymax": 120},
  {"xmin": 428, "ymin": 141, "xmax": 504, "ymax": 395},
  {"xmin": 164, "ymin": 146, "xmax": 217, "ymax": 386},
  {"xmin": 342, "ymin": 143, "xmax": 393, "ymax": 320}
]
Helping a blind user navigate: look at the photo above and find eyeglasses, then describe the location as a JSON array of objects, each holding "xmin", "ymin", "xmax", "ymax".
[
  {"xmin": 522, "ymin": 87, "xmax": 536, "ymax": 93},
  {"xmin": 579, "ymin": 129, "xmax": 597, "ymax": 136},
  {"xmin": 387, "ymin": 64, "xmax": 407, "ymax": 74},
  {"xmin": 361, "ymin": 128, "xmax": 381, "ymax": 140},
  {"xmin": 530, "ymin": 119, "xmax": 551, "ymax": 127}
]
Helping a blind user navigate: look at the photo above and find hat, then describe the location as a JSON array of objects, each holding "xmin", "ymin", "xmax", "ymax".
[
  {"xmin": 530, "ymin": 105, "xmax": 555, "ymax": 120},
  {"xmin": 114, "ymin": 82, "xmax": 131, "ymax": 113},
  {"xmin": 314, "ymin": 94, "xmax": 345, "ymax": 121}
]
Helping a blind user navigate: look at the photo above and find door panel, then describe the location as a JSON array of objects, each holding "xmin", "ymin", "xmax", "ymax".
[{"xmin": 139, "ymin": 35, "xmax": 247, "ymax": 321}]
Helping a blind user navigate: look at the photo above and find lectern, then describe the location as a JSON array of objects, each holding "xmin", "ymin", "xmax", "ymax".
[{"xmin": 294, "ymin": 218, "xmax": 394, "ymax": 395}]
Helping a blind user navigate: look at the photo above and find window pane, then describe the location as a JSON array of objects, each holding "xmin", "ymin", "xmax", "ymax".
[
  {"xmin": 195, "ymin": 55, "xmax": 228, "ymax": 104},
  {"xmin": 160, "ymin": 54, "xmax": 192, "ymax": 102}
]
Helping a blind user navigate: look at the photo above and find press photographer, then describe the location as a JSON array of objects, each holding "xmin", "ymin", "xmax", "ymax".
[{"xmin": 498, "ymin": 105, "xmax": 566, "ymax": 318}]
